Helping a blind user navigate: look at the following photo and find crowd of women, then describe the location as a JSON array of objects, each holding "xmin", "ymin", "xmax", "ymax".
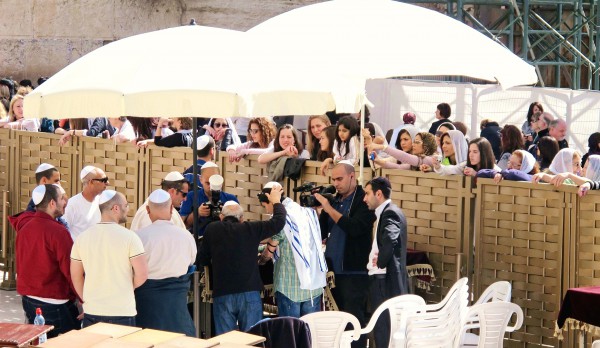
[{"xmin": 1, "ymin": 77, "xmax": 599, "ymax": 196}]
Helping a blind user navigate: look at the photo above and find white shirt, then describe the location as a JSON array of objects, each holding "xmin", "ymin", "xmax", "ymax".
[
  {"xmin": 367, "ymin": 199, "xmax": 392, "ymax": 276},
  {"xmin": 136, "ymin": 220, "xmax": 196, "ymax": 280},
  {"xmin": 113, "ymin": 120, "xmax": 136, "ymax": 142},
  {"xmin": 64, "ymin": 193, "xmax": 101, "ymax": 240},
  {"xmin": 130, "ymin": 199, "xmax": 186, "ymax": 232}
]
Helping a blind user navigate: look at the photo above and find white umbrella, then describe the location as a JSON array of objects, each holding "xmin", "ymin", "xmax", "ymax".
[
  {"xmin": 24, "ymin": 25, "xmax": 366, "ymax": 119},
  {"xmin": 248, "ymin": 0, "xmax": 538, "ymax": 89}
]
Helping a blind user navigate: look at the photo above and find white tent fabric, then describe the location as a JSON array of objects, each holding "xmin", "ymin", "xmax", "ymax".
[
  {"xmin": 248, "ymin": 0, "xmax": 538, "ymax": 89},
  {"xmin": 24, "ymin": 25, "xmax": 366, "ymax": 119}
]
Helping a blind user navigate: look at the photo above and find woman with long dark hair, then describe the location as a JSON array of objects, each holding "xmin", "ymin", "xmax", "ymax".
[{"xmin": 497, "ymin": 125, "xmax": 524, "ymax": 170}]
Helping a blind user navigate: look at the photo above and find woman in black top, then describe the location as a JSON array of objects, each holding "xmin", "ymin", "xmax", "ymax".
[{"xmin": 153, "ymin": 117, "xmax": 193, "ymax": 148}]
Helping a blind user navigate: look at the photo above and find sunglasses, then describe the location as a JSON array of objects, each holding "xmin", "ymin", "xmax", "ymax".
[
  {"xmin": 177, "ymin": 189, "xmax": 188, "ymax": 198},
  {"xmin": 249, "ymin": 129, "xmax": 260, "ymax": 134},
  {"xmin": 92, "ymin": 177, "xmax": 109, "ymax": 183},
  {"xmin": 213, "ymin": 122, "xmax": 228, "ymax": 128}
]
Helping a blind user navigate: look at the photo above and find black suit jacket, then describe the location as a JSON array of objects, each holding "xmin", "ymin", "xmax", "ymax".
[{"xmin": 376, "ymin": 202, "xmax": 409, "ymax": 296}]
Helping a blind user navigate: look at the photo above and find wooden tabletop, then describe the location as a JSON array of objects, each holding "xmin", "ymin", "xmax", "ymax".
[
  {"xmin": 80, "ymin": 323, "xmax": 142, "ymax": 338},
  {"xmin": 153, "ymin": 336, "xmax": 219, "ymax": 348},
  {"xmin": 119, "ymin": 329, "xmax": 184, "ymax": 345},
  {"xmin": 206, "ymin": 330, "xmax": 266, "ymax": 346}
]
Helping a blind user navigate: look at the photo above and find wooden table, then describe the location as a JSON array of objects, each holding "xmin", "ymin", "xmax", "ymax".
[
  {"xmin": 80, "ymin": 322, "xmax": 142, "ymax": 338},
  {"xmin": 154, "ymin": 336, "xmax": 219, "ymax": 348},
  {"xmin": 0, "ymin": 323, "xmax": 54, "ymax": 347},
  {"xmin": 206, "ymin": 330, "xmax": 266, "ymax": 346},
  {"xmin": 119, "ymin": 329, "xmax": 184, "ymax": 346}
]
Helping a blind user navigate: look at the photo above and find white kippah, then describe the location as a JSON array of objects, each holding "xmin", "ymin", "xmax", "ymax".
[
  {"xmin": 32, "ymin": 185, "xmax": 46, "ymax": 205},
  {"xmin": 80, "ymin": 165, "xmax": 97, "ymax": 180},
  {"xmin": 338, "ymin": 160, "xmax": 354, "ymax": 167},
  {"xmin": 223, "ymin": 201, "xmax": 240, "ymax": 208},
  {"xmin": 196, "ymin": 135, "xmax": 212, "ymax": 151},
  {"xmin": 53, "ymin": 184, "xmax": 65, "ymax": 195},
  {"xmin": 98, "ymin": 190, "xmax": 117, "ymax": 205},
  {"xmin": 36, "ymin": 163, "xmax": 55, "ymax": 173},
  {"xmin": 164, "ymin": 171, "xmax": 185, "ymax": 181},
  {"xmin": 201, "ymin": 161, "xmax": 218, "ymax": 170},
  {"xmin": 148, "ymin": 189, "xmax": 170, "ymax": 204},
  {"xmin": 263, "ymin": 181, "xmax": 281, "ymax": 189}
]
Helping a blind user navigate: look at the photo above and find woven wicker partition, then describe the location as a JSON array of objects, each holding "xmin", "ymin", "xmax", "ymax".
[
  {"xmin": 474, "ymin": 179, "xmax": 569, "ymax": 347},
  {"xmin": 381, "ymin": 169, "xmax": 472, "ymax": 303}
]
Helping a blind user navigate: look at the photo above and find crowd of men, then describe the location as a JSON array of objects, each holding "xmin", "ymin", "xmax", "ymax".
[{"xmin": 12, "ymin": 130, "xmax": 411, "ymax": 348}]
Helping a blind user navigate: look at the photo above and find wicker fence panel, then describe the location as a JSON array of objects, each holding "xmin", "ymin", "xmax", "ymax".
[
  {"xmin": 79, "ymin": 137, "xmax": 141, "ymax": 227},
  {"xmin": 145, "ymin": 145, "xmax": 194, "ymax": 198},
  {"xmin": 381, "ymin": 169, "xmax": 469, "ymax": 303},
  {"xmin": 474, "ymin": 179, "xmax": 566, "ymax": 348}
]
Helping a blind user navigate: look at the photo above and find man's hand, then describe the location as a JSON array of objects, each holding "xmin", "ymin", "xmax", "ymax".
[
  {"xmin": 199, "ymin": 204, "xmax": 211, "ymax": 217},
  {"xmin": 314, "ymin": 193, "xmax": 331, "ymax": 210},
  {"xmin": 372, "ymin": 251, "xmax": 379, "ymax": 267},
  {"xmin": 266, "ymin": 185, "xmax": 283, "ymax": 204}
]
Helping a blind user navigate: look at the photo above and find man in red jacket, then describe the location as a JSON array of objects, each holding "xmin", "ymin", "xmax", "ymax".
[{"xmin": 10, "ymin": 184, "xmax": 80, "ymax": 337}]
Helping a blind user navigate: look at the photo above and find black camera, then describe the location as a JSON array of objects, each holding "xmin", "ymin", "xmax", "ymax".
[
  {"xmin": 294, "ymin": 182, "xmax": 336, "ymax": 208},
  {"xmin": 205, "ymin": 190, "xmax": 223, "ymax": 221}
]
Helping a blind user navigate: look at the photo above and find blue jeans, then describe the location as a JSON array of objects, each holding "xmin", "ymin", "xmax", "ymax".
[
  {"xmin": 275, "ymin": 291, "xmax": 322, "ymax": 318},
  {"xmin": 82, "ymin": 313, "xmax": 136, "ymax": 328},
  {"xmin": 22, "ymin": 296, "xmax": 80, "ymax": 338},
  {"xmin": 213, "ymin": 291, "xmax": 262, "ymax": 335}
]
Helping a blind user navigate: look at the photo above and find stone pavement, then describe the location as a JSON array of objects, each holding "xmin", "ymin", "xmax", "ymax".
[{"xmin": 0, "ymin": 271, "xmax": 23, "ymax": 323}]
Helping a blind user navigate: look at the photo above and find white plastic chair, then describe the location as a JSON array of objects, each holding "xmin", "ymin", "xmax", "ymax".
[
  {"xmin": 301, "ymin": 311, "xmax": 361, "ymax": 348},
  {"xmin": 592, "ymin": 340, "xmax": 600, "ymax": 348},
  {"xmin": 341, "ymin": 294, "xmax": 426, "ymax": 348},
  {"xmin": 458, "ymin": 301, "xmax": 523, "ymax": 348},
  {"xmin": 398, "ymin": 277, "xmax": 470, "ymax": 348},
  {"xmin": 461, "ymin": 281, "xmax": 512, "ymax": 346}
]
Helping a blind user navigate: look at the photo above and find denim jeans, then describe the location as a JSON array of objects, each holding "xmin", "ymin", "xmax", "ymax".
[
  {"xmin": 212, "ymin": 291, "xmax": 262, "ymax": 335},
  {"xmin": 22, "ymin": 296, "xmax": 80, "ymax": 338},
  {"xmin": 275, "ymin": 291, "xmax": 321, "ymax": 318},
  {"xmin": 82, "ymin": 313, "xmax": 136, "ymax": 328}
]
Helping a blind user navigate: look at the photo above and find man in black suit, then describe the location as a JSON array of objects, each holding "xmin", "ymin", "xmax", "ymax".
[{"xmin": 363, "ymin": 176, "xmax": 409, "ymax": 348}]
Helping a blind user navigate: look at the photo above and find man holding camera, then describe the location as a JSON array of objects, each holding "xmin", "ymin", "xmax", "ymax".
[
  {"xmin": 180, "ymin": 161, "xmax": 238, "ymax": 238},
  {"xmin": 198, "ymin": 187, "xmax": 286, "ymax": 334},
  {"xmin": 314, "ymin": 160, "xmax": 376, "ymax": 348},
  {"xmin": 259, "ymin": 182, "xmax": 327, "ymax": 318}
]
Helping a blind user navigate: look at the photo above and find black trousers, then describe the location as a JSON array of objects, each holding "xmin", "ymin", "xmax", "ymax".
[
  {"xmin": 369, "ymin": 275, "xmax": 391, "ymax": 348},
  {"xmin": 331, "ymin": 274, "xmax": 369, "ymax": 348}
]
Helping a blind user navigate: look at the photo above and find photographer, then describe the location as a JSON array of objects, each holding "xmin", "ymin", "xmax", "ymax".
[
  {"xmin": 314, "ymin": 160, "xmax": 376, "ymax": 348},
  {"xmin": 198, "ymin": 187, "xmax": 286, "ymax": 334},
  {"xmin": 259, "ymin": 182, "xmax": 327, "ymax": 318},
  {"xmin": 180, "ymin": 161, "xmax": 238, "ymax": 237}
]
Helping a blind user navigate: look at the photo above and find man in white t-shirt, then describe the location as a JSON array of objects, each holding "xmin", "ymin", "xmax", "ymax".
[
  {"xmin": 70, "ymin": 190, "xmax": 148, "ymax": 328},
  {"xmin": 130, "ymin": 172, "xmax": 189, "ymax": 232},
  {"xmin": 63, "ymin": 166, "xmax": 108, "ymax": 240},
  {"xmin": 134, "ymin": 189, "xmax": 196, "ymax": 335}
]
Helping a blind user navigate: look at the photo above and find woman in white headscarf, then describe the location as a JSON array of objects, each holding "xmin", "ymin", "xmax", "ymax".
[
  {"xmin": 532, "ymin": 148, "xmax": 582, "ymax": 185},
  {"xmin": 541, "ymin": 154, "xmax": 600, "ymax": 187},
  {"xmin": 368, "ymin": 125, "xmax": 429, "ymax": 170},
  {"xmin": 477, "ymin": 149, "xmax": 539, "ymax": 183},
  {"xmin": 423, "ymin": 130, "xmax": 468, "ymax": 175}
]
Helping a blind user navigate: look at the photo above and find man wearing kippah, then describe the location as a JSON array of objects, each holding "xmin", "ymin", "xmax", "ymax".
[
  {"xmin": 130, "ymin": 171, "xmax": 189, "ymax": 232},
  {"xmin": 71, "ymin": 190, "xmax": 147, "ymax": 327},
  {"xmin": 63, "ymin": 165, "xmax": 108, "ymax": 240},
  {"xmin": 11, "ymin": 184, "xmax": 79, "ymax": 337},
  {"xmin": 135, "ymin": 189, "xmax": 196, "ymax": 336},
  {"xmin": 183, "ymin": 135, "xmax": 215, "ymax": 178},
  {"xmin": 25, "ymin": 163, "xmax": 68, "ymax": 229}
]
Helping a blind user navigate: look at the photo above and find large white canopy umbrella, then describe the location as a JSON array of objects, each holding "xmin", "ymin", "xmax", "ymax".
[
  {"xmin": 248, "ymin": 0, "xmax": 538, "ymax": 89},
  {"xmin": 24, "ymin": 25, "xmax": 366, "ymax": 119}
]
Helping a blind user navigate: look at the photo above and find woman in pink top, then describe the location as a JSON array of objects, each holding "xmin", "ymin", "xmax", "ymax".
[
  {"xmin": 227, "ymin": 117, "xmax": 276, "ymax": 162},
  {"xmin": 369, "ymin": 130, "xmax": 437, "ymax": 170}
]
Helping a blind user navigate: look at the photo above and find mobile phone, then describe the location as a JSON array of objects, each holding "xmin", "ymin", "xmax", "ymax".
[{"xmin": 369, "ymin": 152, "xmax": 376, "ymax": 161}]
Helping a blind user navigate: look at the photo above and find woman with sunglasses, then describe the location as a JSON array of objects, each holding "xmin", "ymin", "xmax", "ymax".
[
  {"xmin": 226, "ymin": 117, "xmax": 276, "ymax": 163},
  {"xmin": 202, "ymin": 118, "xmax": 241, "ymax": 150}
]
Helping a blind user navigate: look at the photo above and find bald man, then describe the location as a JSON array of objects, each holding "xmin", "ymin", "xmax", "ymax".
[{"xmin": 549, "ymin": 118, "xmax": 569, "ymax": 149}]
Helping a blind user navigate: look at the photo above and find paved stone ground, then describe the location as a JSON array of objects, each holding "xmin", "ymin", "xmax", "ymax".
[{"xmin": 0, "ymin": 271, "xmax": 23, "ymax": 323}]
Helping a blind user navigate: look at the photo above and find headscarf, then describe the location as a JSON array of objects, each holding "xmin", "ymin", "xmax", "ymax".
[
  {"xmin": 447, "ymin": 130, "xmax": 468, "ymax": 164},
  {"xmin": 400, "ymin": 125, "xmax": 420, "ymax": 141},
  {"xmin": 515, "ymin": 150, "xmax": 535, "ymax": 174},
  {"xmin": 585, "ymin": 155, "xmax": 600, "ymax": 181},
  {"xmin": 549, "ymin": 148, "xmax": 577, "ymax": 175}
]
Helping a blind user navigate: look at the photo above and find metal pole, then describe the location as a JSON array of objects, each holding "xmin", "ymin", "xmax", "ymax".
[
  {"xmin": 359, "ymin": 103, "xmax": 365, "ymax": 186},
  {"xmin": 193, "ymin": 271, "xmax": 200, "ymax": 337},
  {"xmin": 595, "ymin": 2, "xmax": 600, "ymax": 89},
  {"xmin": 455, "ymin": 253, "xmax": 463, "ymax": 281},
  {"xmin": 1, "ymin": 191, "xmax": 8, "ymax": 258}
]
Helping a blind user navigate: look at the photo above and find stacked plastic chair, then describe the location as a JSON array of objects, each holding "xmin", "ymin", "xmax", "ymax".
[{"xmin": 301, "ymin": 311, "xmax": 361, "ymax": 348}]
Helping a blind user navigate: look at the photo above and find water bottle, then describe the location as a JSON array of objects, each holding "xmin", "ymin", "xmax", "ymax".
[{"xmin": 34, "ymin": 308, "xmax": 47, "ymax": 343}]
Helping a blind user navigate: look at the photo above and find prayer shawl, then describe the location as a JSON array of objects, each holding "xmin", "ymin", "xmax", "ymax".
[
  {"xmin": 134, "ymin": 273, "xmax": 195, "ymax": 337},
  {"xmin": 276, "ymin": 198, "xmax": 327, "ymax": 291}
]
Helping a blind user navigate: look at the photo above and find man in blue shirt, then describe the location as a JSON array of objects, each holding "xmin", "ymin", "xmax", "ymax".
[
  {"xmin": 183, "ymin": 135, "xmax": 215, "ymax": 179},
  {"xmin": 180, "ymin": 161, "xmax": 238, "ymax": 238}
]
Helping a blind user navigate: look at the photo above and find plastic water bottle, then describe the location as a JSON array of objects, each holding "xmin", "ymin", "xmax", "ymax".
[{"xmin": 34, "ymin": 308, "xmax": 47, "ymax": 343}]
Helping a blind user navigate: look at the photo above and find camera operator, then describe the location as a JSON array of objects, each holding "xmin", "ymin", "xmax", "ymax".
[
  {"xmin": 259, "ymin": 182, "xmax": 327, "ymax": 318},
  {"xmin": 198, "ymin": 186, "xmax": 286, "ymax": 334},
  {"xmin": 180, "ymin": 161, "xmax": 238, "ymax": 237},
  {"xmin": 314, "ymin": 160, "xmax": 376, "ymax": 348}
]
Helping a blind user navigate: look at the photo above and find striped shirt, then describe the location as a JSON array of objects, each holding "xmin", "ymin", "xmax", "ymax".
[{"xmin": 272, "ymin": 231, "xmax": 324, "ymax": 302}]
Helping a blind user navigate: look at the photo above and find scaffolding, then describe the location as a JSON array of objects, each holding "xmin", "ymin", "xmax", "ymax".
[{"xmin": 400, "ymin": 0, "xmax": 600, "ymax": 90}]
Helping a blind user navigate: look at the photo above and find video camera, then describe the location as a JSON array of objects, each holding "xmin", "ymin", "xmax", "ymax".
[
  {"xmin": 204, "ymin": 174, "xmax": 224, "ymax": 220},
  {"xmin": 294, "ymin": 182, "xmax": 337, "ymax": 208}
]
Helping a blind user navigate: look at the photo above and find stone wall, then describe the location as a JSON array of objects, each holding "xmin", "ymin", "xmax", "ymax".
[{"xmin": 0, "ymin": 0, "xmax": 322, "ymax": 81}]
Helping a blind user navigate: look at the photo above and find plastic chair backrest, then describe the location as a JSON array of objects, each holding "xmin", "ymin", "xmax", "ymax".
[
  {"xmin": 301, "ymin": 311, "xmax": 361, "ymax": 348},
  {"xmin": 475, "ymin": 281, "xmax": 512, "ymax": 305},
  {"xmin": 592, "ymin": 340, "xmax": 600, "ymax": 348},
  {"xmin": 462, "ymin": 301, "xmax": 523, "ymax": 348}
]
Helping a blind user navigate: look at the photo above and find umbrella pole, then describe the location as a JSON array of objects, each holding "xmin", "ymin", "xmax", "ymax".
[
  {"xmin": 191, "ymin": 118, "xmax": 200, "ymax": 337},
  {"xmin": 359, "ymin": 104, "xmax": 365, "ymax": 186}
]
